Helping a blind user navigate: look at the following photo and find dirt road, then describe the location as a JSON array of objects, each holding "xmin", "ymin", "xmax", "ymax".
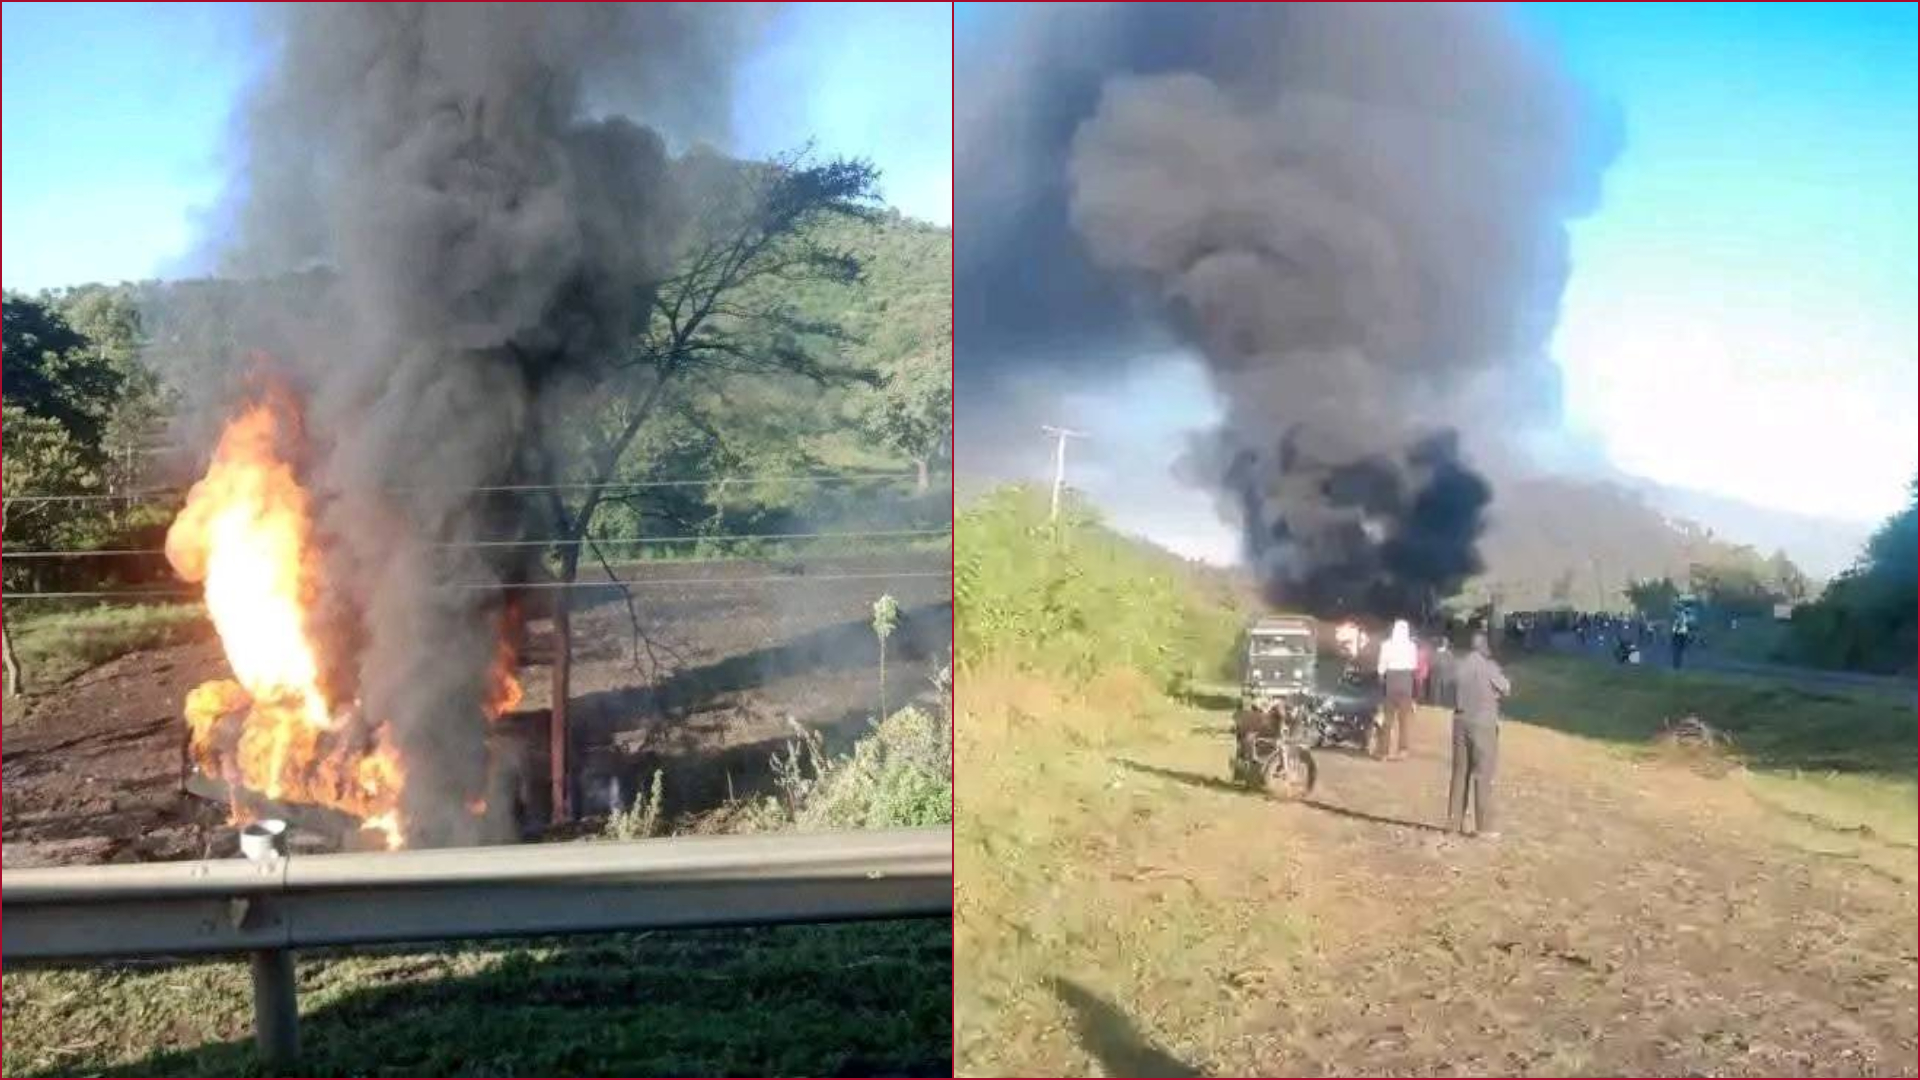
[
  {"xmin": 2, "ymin": 553, "xmax": 951, "ymax": 867},
  {"xmin": 957, "ymin": 687, "xmax": 1918, "ymax": 1077}
]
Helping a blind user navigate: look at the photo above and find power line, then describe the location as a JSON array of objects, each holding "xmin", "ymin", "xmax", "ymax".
[
  {"xmin": 471, "ymin": 571, "xmax": 953, "ymax": 591},
  {"xmin": 3, "ymin": 547, "xmax": 179, "ymax": 560},
  {"xmin": 0, "ymin": 528, "xmax": 953, "ymax": 560},
  {"xmin": 446, "ymin": 528, "xmax": 949, "ymax": 550},
  {"xmin": 0, "ymin": 570, "xmax": 953, "ymax": 602},
  {"xmin": 0, "ymin": 471, "xmax": 954, "ymax": 506},
  {"xmin": 0, "ymin": 491, "xmax": 185, "ymax": 506}
]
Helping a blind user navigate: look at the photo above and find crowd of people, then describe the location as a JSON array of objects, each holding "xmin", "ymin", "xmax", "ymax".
[{"xmin": 1502, "ymin": 606, "xmax": 1704, "ymax": 670}]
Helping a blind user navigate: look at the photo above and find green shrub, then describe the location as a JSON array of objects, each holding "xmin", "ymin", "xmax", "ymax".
[
  {"xmin": 734, "ymin": 673, "xmax": 953, "ymax": 832},
  {"xmin": 796, "ymin": 705, "xmax": 952, "ymax": 829},
  {"xmin": 603, "ymin": 769, "xmax": 668, "ymax": 840}
]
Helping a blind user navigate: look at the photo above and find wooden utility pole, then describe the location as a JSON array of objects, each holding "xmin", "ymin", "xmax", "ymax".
[{"xmin": 1041, "ymin": 425, "xmax": 1086, "ymax": 522}]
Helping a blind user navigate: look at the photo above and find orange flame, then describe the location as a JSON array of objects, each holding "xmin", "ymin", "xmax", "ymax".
[
  {"xmin": 486, "ymin": 632, "xmax": 524, "ymax": 719},
  {"xmin": 167, "ymin": 397, "xmax": 406, "ymax": 847}
]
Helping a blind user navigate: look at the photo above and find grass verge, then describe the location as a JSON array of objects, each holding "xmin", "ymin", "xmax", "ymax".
[
  {"xmin": 1506, "ymin": 654, "xmax": 1917, "ymax": 871},
  {"xmin": 1506, "ymin": 654, "xmax": 1916, "ymax": 776},
  {"xmin": 1, "ymin": 923, "xmax": 951, "ymax": 1077}
]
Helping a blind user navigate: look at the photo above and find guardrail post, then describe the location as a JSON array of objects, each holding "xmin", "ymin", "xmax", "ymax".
[{"xmin": 249, "ymin": 948, "xmax": 299, "ymax": 1068}]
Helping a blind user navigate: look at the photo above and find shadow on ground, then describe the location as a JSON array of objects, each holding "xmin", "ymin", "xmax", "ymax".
[
  {"xmin": 1299, "ymin": 799, "xmax": 1448, "ymax": 834},
  {"xmin": 1050, "ymin": 977, "xmax": 1204, "ymax": 1078},
  {"xmin": 1176, "ymin": 687, "xmax": 1241, "ymax": 713},
  {"xmin": 508, "ymin": 601, "xmax": 952, "ymax": 821},
  {"xmin": 1115, "ymin": 759, "xmax": 1448, "ymax": 834},
  {"xmin": 1114, "ymin": 758, "xmax": 1258, "ymax": 798},
  {"xmin": 19, "ymin": 923, "xmax": 951, "ymax": 1078},
  {"xmin": 567, "ymin": 601, "xmax": 950, "ymax": 730}
]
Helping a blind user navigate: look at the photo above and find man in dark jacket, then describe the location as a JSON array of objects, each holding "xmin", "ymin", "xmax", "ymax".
[{"xmin": 1448, "ymin": 633, "xmax": 1511, "ymax": 839}]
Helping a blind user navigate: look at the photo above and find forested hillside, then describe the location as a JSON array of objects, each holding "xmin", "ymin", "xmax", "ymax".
[{"xmin": 3, "ymin": 207, "xmax": 952, "ymax": 591}]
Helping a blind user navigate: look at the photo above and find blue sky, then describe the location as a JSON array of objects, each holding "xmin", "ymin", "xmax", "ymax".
[
  {"xmin": 960, "ymin": 1, "xmax": 1917, "ymax": 545},
  {"xmin": 1525, "ymin": 2, "xmax": 1917, "ymax": 525},
  {"xmin": 1, "ymin": 2, "xmax": 951, "ymax": 292}
]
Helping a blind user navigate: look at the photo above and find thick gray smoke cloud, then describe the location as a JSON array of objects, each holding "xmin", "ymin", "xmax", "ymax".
[
  {"xmin": 959, "ymin": 3, "xmax": 1617, "ymax": 617},
  {"xmin": 207, "ymin": 3, "xmax": 767, "ymax": 845}
]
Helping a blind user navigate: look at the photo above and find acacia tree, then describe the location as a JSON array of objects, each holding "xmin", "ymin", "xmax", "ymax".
[
  {"xmin": 535, "ymin": 152, "xmax": 881, "ymax": 820},
  {"xmin": 839, "ymin": 218, "xmax": 952, "ymax": 493},
  {"xmin": 851, "ymin": 328, "xmax": 952, "ymax": 493}
]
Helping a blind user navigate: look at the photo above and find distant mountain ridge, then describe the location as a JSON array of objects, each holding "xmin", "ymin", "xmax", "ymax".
[{"xmin": 1638, "ymin": 482, "xmax": 1873, "ymax": 581}]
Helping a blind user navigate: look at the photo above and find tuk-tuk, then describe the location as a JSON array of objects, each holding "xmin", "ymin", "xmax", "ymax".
[
  {"xmin": 1234, "ymin": 615, "xmax": 1321, "ymax": 798},
  {"xmin": 1241, "ymin": 614, "xmax": 1318, "ymax": 710}
]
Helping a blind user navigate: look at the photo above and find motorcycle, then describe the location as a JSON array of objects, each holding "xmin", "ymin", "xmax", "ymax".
[
  {"xmin": 1230, "ymin": 698, "xmax": 1319, "ymax": 799},
  {"xmin": 1314, "ymin": 665, "xmax": 1383, "ymax": 750}
]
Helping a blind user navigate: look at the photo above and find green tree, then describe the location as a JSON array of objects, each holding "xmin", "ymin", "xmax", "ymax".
[
  {"xmin": 850, "ymin": 328, "xmax": 950, "ymax": 492},
  {"xmin": 837, "ymin": 215, "xmax": 952, "ymax": 491},
  {"xmin": 1624, "ymin": 576, "xmax": 1679, "ymax": 618},
  {"xmin": 1767, "ymin": 548, "xmax": 1810, "ymax": 603},
  {"xmin": 536, "ymin": 152, "xmax": 883, "ymax": 821},
  {"xmin": 1788, "ymin": 479, "xmax": 1918, "ymax": 674},
  {"xmin": 2, "ymin": 406, "xmax": 102, "ymax": 695},
  {"xmin": 2, "ymin": 295, "xmax": 124, "ymax": 458},
  {"xmin": 4, "ymin": 293, "xmax": 174, "ymax": 594},
  {"xmin": 53, "ymin": 285, "xmax": 171, "ymax": 498},
  {"xmin": 1688, "ymin": 555, "xmax": 1775, "ymax": 617}
]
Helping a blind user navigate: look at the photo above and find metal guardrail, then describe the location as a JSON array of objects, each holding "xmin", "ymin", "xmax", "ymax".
[{"xmin": 3, "ymin": 827, "xmax": 953, "ymax": 1066}]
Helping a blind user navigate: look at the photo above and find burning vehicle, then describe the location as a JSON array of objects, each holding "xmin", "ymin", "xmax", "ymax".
[{"xmin": 167, "ymin": 385, "xmax": 526, "ymax": 851}]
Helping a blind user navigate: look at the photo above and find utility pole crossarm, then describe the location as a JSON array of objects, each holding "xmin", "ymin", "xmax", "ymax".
[{"xmin": 1041, "ymin": 426, "xmax": 1088, "ymax": 523}]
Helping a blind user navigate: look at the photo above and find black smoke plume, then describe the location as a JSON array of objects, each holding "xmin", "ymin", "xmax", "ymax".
[
  {"xmin": 200, "ymin": 3, "xmax": 768, "ymax": 845},
  {"xmin": 958, "ymin": 3, "xmax": 1616, "ymax": 618}
]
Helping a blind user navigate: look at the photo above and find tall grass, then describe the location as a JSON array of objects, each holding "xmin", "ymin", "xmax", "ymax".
[
  {"xmin": 6, "ymin": 602, "xmax": 207, "ymax": 695},
  {"xmin": 956, "ymin": 485, "xmax": 1247, "ymax": 693}
]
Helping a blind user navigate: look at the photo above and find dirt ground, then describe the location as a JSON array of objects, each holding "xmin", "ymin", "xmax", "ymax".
[
  {"xmin": 956, "ymin": 685, "xmax": 1919, "ymax": 1077},
  {"xmin": 2, "ymin": 553, "xmax": 950, "ymax": 868}
]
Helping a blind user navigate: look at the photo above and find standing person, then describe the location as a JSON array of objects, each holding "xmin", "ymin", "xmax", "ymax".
[
  {"xmin": 1376, "ymin": 619, "xmax": 1418, "ymax": 761},
  {"xmin": 1670, "ymin": 607, "xmax": 1692, "ymax": 670},
  {"xmin": 1430, "ymin": 636, "xmax": 1457, "ymax": 708},
  {"xmin": 1448, "ymin": 632, "xmax": 1511, "ymax": 839}
]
